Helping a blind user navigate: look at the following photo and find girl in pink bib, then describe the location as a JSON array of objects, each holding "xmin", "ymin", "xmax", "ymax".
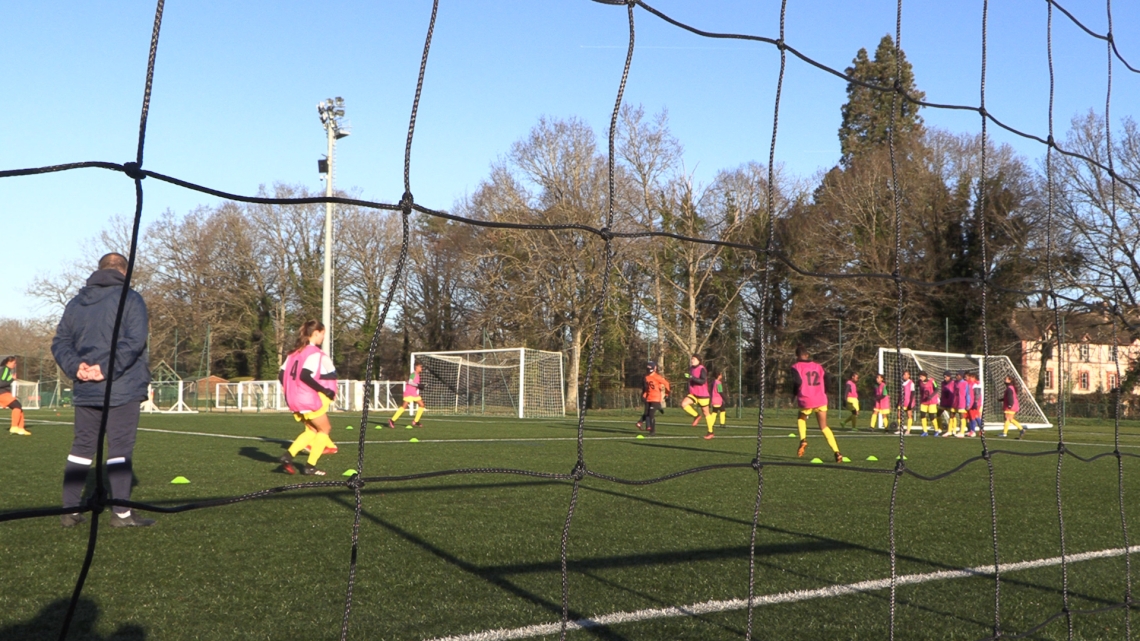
[{"xmin": 278, "ymin": 321, "xmax": 338, "ymax": 476}]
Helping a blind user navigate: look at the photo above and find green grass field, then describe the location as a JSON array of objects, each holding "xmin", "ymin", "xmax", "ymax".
[{"xmin": 2, "ymin": 407, "xmax": 1139, "ymax": 640}]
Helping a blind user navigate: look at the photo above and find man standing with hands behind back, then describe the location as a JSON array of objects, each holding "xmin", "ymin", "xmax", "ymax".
[{"xmin": 51, "ymin": 252, "xmax": 154, "ymax": 528}]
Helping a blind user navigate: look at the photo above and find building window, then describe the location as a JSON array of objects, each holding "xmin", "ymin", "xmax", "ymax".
[
  {"xmin": 1045, "ymin": 369, "xmax": 1054, "ymax": 389},
  {"xmin": 1079, "ymin": 371, "xmax": 1090, "ymax": 390},
  {"xmin": 1079, "ymin": 343, "xmax": 1090, "ymax": 362},
  {"xmin": 1108, "ymin": 373, "xmax": 1118, "ymax": 390}
]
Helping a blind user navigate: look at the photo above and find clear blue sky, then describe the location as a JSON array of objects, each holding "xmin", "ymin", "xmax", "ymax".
[{"xmin": 2, "ymin": 1, "xmax": 1136, "ymax": 319}]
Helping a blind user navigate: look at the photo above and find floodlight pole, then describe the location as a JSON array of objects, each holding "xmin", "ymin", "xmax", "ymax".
[
  {"xmin": 318, "ymin": 97, "xmax": 349, "ymax": 362},
  {"xmin": 322, "ymin": 123, "xmax": 335, "ymax": 361}
]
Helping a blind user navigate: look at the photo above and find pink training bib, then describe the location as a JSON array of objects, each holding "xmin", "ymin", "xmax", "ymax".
[
  {"xmin": 791, "ymin": 361, "xmax": 828, "ymax": 409},
  {"xmin": 282, "ymin": 344, "xmax": 335, "ymax": 413}
]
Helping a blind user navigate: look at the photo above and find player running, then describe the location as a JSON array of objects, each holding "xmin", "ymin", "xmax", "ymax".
[
  {"xmin": 711, "ymin": 371, "xmax": 727, "ymax": 429},
  {"xmin": 790, "ymin": 345, "xmax": 843, "ymax": 463},
  {"xmin": 1002, "ymin": 375, "xmax": 1025, "ymax": 438},
  {"xmin": 636, "ymin": 361, "xmax": 670, "ymax": 435},
  {"xmin": 917, "ymin": 371, "xmax": 937, "ymax": 436},
  {"xmin": 871, "ymin": 373, "xmax": 890, "ymax": 431},
  {"xmin": 389, "ymin": 363, "xmax": 426, "ymax": 428},
  {"xmin": 939, "ymin": 372, "xmax": 956, "ymax": 437},
  {"xmin": 899, "ymin": 370, "xmax": 915, "ymax": 434},
  {"xmin": 1, "ymin": 356, "xmax": 29, "ymax": 436},
  {"xmin": 681, "ymin": 354, "xmax": 716, "ymax": 439},
  {"xmin": 841, "ymin": 373, "xmax": 860, "ymax": 429},
  {"xmin": 278, "ymin": 321, "xmax": 338, "ymax": 476}
]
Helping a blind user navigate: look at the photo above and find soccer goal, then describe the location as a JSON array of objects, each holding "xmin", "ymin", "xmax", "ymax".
[
  {"xmin": 12, "ymin": 381, "xmax": 40, "ymax": 410},
  {"xmin": 878, "ymin": 347, "xmax": 1051, "ymax": 429},
  {"xmin": 411, "ymin": 348, "xmax": 565, "ymax": 418}
]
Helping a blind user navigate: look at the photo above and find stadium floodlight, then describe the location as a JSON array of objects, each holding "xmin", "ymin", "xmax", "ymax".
[{"xmin": 316, "ymin": 96, "xmax": 350, "ymax": 362}]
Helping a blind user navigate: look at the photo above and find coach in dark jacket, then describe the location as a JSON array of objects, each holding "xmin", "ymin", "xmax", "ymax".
[{"xmin": 51, "ymin": 252, "xmax": 155, "ymax": 528}]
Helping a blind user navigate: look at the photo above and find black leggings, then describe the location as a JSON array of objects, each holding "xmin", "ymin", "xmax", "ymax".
[{"xmin": 641, "ymin": 402, "xmax": 661, "ymax": 430}]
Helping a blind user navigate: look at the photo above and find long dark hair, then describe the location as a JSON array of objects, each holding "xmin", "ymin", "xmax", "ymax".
[{"xmin": 292, "ymin": 320, "xmax": 325, "ymax": 353}]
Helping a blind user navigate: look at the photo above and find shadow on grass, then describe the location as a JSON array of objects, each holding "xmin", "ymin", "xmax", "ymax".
[
  {"xmin": 1, "ymin": 598, "xmax": 145, "ymax": 641},
  {"xmin": 238, "ymin": 446, "xmax": 284, "ymax": 464}
]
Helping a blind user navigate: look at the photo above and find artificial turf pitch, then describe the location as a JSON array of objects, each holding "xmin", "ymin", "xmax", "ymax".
[{"xmin": 1, "ymin": 408, "xmax": 1138, "ymax": 640}]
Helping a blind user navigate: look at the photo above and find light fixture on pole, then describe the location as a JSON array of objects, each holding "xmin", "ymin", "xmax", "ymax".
[{"xmin": 317, "ymin": 96, "xmax": 349, "ymax": 362}]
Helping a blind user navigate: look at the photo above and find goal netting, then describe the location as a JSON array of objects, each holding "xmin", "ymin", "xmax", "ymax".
[
  {"xmin": 878, "ymin": 347, "xmax": 1051, "ymax": 429},
  {"xmin": 12, "ymin": 381, "xmax": 40, "ymax": 410},
  {"xmin": 411, "ymin": 348, "xmax": 565, "ymax": 418}
]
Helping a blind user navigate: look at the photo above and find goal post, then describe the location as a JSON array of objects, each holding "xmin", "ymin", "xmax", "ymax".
[
  {"xmin": 410, "ymin": 348, "xmax": 565, "ymax": 419},
  {"xmin": 878, "ymin": 347, "xmax": 1051, "ymax": 429}
]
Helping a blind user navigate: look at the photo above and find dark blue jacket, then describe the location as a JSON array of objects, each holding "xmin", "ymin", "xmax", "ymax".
[{"xmin": 51, "ymin": 269, "xmax": 150, "ymax": 407}]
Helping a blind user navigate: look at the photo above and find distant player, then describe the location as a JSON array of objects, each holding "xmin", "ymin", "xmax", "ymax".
[
  {"xmin": 952, "ymin": 371, "xmax": 970, "ymax": 438},
  {"xmin": 917, "ymin": 371, "xmax": 937, "ymax": 436},
  {"xmin": 711, "ymin": 371, "xmax": 727, "ymax": 428},
  {"xmin": 871, "ymin": 373, "xmax": 890, "ymax": 431},
  {"xmin": 278, "ymin": 320, "xmax": 337, "ymax": 476},
  {"xmin": 790, "ymin": 345, "xmax": 843, "ymax": 462},
  {"xmin": 966, "ymin": 372, "xmax": 983, "ymax": 436},
  {"xmin": 899, "ymin": 370, "xmax": 915, "ymax": 434},
  {"xmin": 389, "ymin": 363, "xmax": 426, "ymax": 428},
  {"xmin": 841, "ymin": 372, "xmax": 860, "ymax": 429},
  {"xmin": 681, "ymin": 354, "xmax": 716, "ymax": 440},
  {"xmin": 636, "ymin": 361, "xmax": 670, "ymax": 435},
  {"xmin": 939, "ymin": 372, "xmax": 956, "ymax": 437},
  {"xmin": 1002, "ymin": 375, "xmax": 1025, "ymax": 438},
  {"xmin": 0, "ymin": 356, "xmax": 29, "ymax": 436}
]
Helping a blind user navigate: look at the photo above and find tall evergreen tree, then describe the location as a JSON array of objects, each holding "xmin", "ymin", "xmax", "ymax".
[{"xmin": 838, "ymin": 35, "xmax": 925, "ymax": 164}]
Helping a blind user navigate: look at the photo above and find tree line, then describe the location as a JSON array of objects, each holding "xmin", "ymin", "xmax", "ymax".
[{"xmin": 14, "ymin": 36, "xmax": 1138, "ymax": 409}]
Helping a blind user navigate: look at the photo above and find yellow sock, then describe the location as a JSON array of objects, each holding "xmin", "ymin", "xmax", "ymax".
[
  {"xmin": 906, "ymin": 415, "xmax": 913, "ymax": 431},
  {"xmin": 1003, "ymin": 420, "xmax": 1011, "ymax": 436},
  {"xmin": 413, "ymin": 406, "xmax": 424, "ymax": 423},
  {"xmin": 392, "ymin": 406, "xmax": 407, "ymax": 422},
  {"xmin": 949, "ymin": 415, "xmax": 958, "ymax": 434},
  {"xmin": 288, "ymin": 429, "xmax": 317, "ymax": 457},
  {"xmin": 1011, "ymin": 418, "xmax": 1023, "ymax": 430},
  {"xmin": 797, "ymin": 417, "xmax": 808, "ymax": 440},
  {"xmin": 718, "ymin": 411, "xmax": 726, "ymax": 426},
  {"xmin": 683, "ymin": 404, "xmax": 699, "ymax": 418},
  {"xmin": 870, "ymin": 412, "xmax": 877, "ymax": 429},
  {"xmin": 307, "ymin": 432, "xmax": 332, "ymax": 466},
  {"xmin": 821, "ymin": 426, "xmax": 839, "ymax": 453},
  {"xmin": 920, "ymin": 416, "xmax": 928, "ymax": 432},
  {"xmin": 705, "ymin": 413, "xmax": 715, "ymax": 433},
  {"xmin": 847, "ymin": 412, "xmax": 857, "ymax": 428}
]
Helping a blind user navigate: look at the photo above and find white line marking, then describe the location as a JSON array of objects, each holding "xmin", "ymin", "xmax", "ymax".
[
  {"xmin": 426, "ymin": 545, "xmax": 1140, "ymax": 641},
  {"xmin": 137, "ymin": 427, "xmax": 289, "ymax": 443}
]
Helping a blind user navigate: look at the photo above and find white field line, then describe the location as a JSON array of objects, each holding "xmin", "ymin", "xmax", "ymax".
[
  {"xmin": 426, "ymin": 545, "xmax": 1140, "ymax": 641},
  {"xmin": 136, "ymin": 427, "xmax": 290, "ymax": 443}
]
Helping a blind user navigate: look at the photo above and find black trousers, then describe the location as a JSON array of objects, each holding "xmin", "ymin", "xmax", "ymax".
[{"xmin": 63, "ymin": 403, "xmax": 141, "ymax": 512}]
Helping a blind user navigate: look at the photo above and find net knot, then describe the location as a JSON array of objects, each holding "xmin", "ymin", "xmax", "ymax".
[
  {"xmin": 750, "ymin": 458, "xmax": 761, "ymax": 471},
  {"xmin": 599, "ymin": 227, "xmax": 614, "ymax": 241},
  {"xmin": 775, "ymin": 38, "xmax": 786, "ymax": 52},
  {"xmin": 400, "ymin": 191, "xmax": 414, "ymax": 213},
  {"xmin": 122, "ymin": 161, "xmax": 145, "ymax": 180},
  {"xmin": 344, "ymin": 473, "xmax": 365, "ymax": 491},
  {"xmin": 1056, "ymin": 442, "xmax": 1067, "ymax": 454},
  {"xmin": 85, "ymin": 494, "xmax": 105, "ymax": 516},
  {"xmin": 570, "ymin": 462, "xmax": 587, "ymax": 481}
]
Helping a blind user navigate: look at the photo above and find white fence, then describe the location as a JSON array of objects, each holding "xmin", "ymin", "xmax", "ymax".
[{"xmin": 214, "ymin": 380, "xmax": 402, "ymax": 412}]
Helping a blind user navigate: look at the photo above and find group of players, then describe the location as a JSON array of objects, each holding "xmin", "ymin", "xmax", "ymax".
[
  {"xmin": 635, "ymin": 345, "xmax": 1028, "ymax": 464},
  {"xmin": 636, "ymin": 355, "xmax": 728, "ymax": 439}
]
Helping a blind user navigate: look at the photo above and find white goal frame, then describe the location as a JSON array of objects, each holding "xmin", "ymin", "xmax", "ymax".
[
  {"xmin": 411, "ymin": 348, "xmax": 565, "ymax": 419},
  {"xmin": 12, "ymin": 381, "xmax": 40, "ymax": 410},
  {"xmin": 878, "ymin": 347, "xmax": 1051, "ymax": 429}
]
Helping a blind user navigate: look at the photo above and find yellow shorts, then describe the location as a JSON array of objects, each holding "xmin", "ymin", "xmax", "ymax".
[
  {"xmin": 920, "ymin": 403, "xmax": 937, "ymax": 413},
  {"xmin": 294, "ymin": 393, "xmax": 332, "ymax": 422},
  {"xmin": 799, "ymin": 405, "xmax": 828, "ymax": 415},
  {"xmin": 846, "ymin": 399, "xmax": 860, "ymax": 412},
  {"xmin": 956, "ymin": 409, "xmax": 968, "ymax": 414},
  {"xmin": 685, "ymin": 395, "xmax": 710, "ymax": 407},
  {"xmin": 403, "ymin": 395, "xmax": 422, "ymax": 404}
]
